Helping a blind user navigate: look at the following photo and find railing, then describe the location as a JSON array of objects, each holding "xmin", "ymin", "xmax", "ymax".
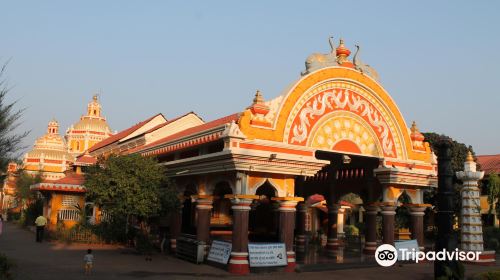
[{"xmin": 57, "ymin": 209, "xmax": 80, "ymax": 221}]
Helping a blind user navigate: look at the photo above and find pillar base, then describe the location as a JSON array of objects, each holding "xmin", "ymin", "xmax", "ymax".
[
  {"xmin": 463, "ymin": 250, "xmax": 496, "ymax": 266},
  {"xmin": 285, "ymin": 251, "xmax": 296, "ymax": 272},
  {"xmin": 363, "ymin": 241, "xmax": 378, "ymax": 254},
  {"xmin": 228, "ymin": 252, "xmax": 250, "ymax": 275},
  {"xmin": 169, "ymin": 238, "xmax": 177, "ymax": 253}
]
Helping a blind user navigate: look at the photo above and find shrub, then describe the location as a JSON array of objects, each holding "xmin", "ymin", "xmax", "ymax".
[
  {"xmin": 483, "ymin": 227, "xmax": 500, "ymax": 252},
  {"xmin": 344, "ymin": 225, "xmax": 359, "ymax": 237},
  {"xmin": 472, "ymin": 270, "xmax": 500, "ymax": 280},
  {"xmin": 0, "ymin": 253, "xmax": 15, "ymax": 280}
]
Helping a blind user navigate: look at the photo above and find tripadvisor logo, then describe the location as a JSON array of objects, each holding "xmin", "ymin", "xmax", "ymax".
[{"xmin": 375, "ymin": 244, "xmax": 482, "ymax": 267}]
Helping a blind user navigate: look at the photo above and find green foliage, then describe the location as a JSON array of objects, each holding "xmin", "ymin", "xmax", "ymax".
[
  {"xmin": 0, "ymin": 253, "xmax": 15, "ymax": 280},
  {"xmin": 89, "ymin": 217, "xmax": 129, "ymax": 243},
  {"xmin": 422, "ymin": 132, "xmax": 476, "ymax": 173},
  {"xmin": 15, "ymin": 171, "xmax": 42, "ymax": 201},
  {"xmin": 483, "ymin": 227, "xmax": 500, "ymax": 252},
  {"xmin": 22, "ymin": 198, "xmax": 43, "ymax": 227},
  {"xmin": 344, "ymin": 224, "xmax": 359, "ymax": 237},
  {"xmin": 436, "ymin": 262, "xmax": 465, "ymax": 280},
  {"xmin": 85, "ymin": 154, "xmax": 176, "ymax": 219},
  {"xmin": 422, "ymin": 132, "xmax": 477, "ymax": 222},
  {"xmin": 486, "ymin": 173, "xmax": 500, "ymax": 216},
  {"xmin": 0, "ymin": 63, "xmax": 28, "ymax": 172},
  {"xmin": 472, "ymin": 270, "xmax": 500, "ymax": 280}
]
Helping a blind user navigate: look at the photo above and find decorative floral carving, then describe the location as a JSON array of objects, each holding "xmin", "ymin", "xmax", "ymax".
[{"xmin": 290, "ymin": 89, "xmax": 395, "ymax": 156}]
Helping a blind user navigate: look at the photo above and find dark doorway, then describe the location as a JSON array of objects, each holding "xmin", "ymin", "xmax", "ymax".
[
  {"xmin": 250, "ymin": 182, "xmax": 278, "ymax": 242},
  {"xmin": 181, "ymin": 184, "xmax": 197, "ymax": 234}
]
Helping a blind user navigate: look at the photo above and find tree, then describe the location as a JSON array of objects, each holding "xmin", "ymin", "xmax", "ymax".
[
  {"xmin": 422, "ymin": 132, "xmax": 477, "ymax": 220},
  {"xmin": 84, "ymin": 154, "xmax": 178, "ymax": 235},
  {"xmin": 0, "ymin": 63, "xmax": 28, "ymax": 172},
  {"xmin": 486, "ymin": 172, "xmax": 500, "ymax": 217}
]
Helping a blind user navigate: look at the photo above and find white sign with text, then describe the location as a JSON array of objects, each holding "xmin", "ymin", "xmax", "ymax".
[
  {"xmin": 207, "ymin": 240, "xmax": 232, "ymax": 264},
  {"xmin": 248, "ymin": 243, "xmax": 287, "ymax": 267}
]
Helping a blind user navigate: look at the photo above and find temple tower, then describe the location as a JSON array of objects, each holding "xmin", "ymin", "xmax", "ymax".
[
  {"xmin": 65, "ymin": 95, "xmax": 113, "ymax": 156},
  {"xmin": 456, "ymin": 151, "xmax": 484, "ymax": 251}
]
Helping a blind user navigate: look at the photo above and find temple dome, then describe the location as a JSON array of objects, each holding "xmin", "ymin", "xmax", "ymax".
[
  {"xmin": 65, "ymin": 95, "xmax": 113, "ymax": 156},
  {"xmin": 24, "ymin": 119, "xmax": 74, "ymax": 180}
]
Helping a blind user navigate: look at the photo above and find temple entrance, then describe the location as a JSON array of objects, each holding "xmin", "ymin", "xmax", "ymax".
[{"xmin": 250, "ymin": 182, "xmax": 278, "ymax": 242}]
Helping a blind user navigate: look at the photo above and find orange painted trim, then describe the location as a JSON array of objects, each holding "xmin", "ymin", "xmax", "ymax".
[
  {"xmin": 250, "ymin": 120, "xmax": 272, "ymax": 127},
  {"xmin": 239, "ymin": 143, "xmax": 313, "ymax": 156}
]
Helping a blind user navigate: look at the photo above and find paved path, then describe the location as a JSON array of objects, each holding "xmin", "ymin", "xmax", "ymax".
[{"xmin": 0, "ymin": 222, "xmax": 498, "ymax": 280}]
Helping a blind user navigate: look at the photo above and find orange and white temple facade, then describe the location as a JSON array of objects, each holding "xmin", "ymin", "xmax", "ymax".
[
  {"xmin": 25, "ymin": 96, "xmax": 113, "ymax": 230},
  {"xmin": 84, "ymin": 39, "xmax": 438, "ymax": 274}
]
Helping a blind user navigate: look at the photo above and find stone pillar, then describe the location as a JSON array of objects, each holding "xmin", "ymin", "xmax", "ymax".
[
  {"xmin": 169, "ymin": 204, "xmax": 183, "ymax": 253},
  {"xmin": 295, "ymin": 202, "xmax": 307, "ymax": 253},
  {"xmin": 227, "ymin": 196, "xmax": 256, "ymax": 275},
  {"xmin": 337, "ymin": 207, "xmax": 345, "ymax": 239},
  {"xmin": 363, "ymin": 205, "xmax": 379, "ymax": 254},
  {"xmin": 409, "ymin": 205, "xmax": 426, "ymax": 250},
  {"xmin": 274, "ymin": 198, "xmax": 301, "ymax": 272},
  {"xmin": 380, "ymin": 204, "xmax": 397, "ymax": 245},
  {"xmin": 195, "ymin": 196, "xmax": 213, "ymax": 254},
  {"xmin": 327, "ymin": 203, "xmax": 341, "ymax": 255}
]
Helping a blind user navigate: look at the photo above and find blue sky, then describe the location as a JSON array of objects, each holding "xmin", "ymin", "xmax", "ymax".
[{"xmin": 2, "ymin": 1, "xmax": 499, "ymax": 155}]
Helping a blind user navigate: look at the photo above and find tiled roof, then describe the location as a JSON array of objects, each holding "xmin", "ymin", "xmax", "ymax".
[
  {"xmin": 89, "ymin": 113, "xmax": 163, "ymax": 153},
  {"xmin": 32, "ymin": 173, "xmax": 86, "ymax": 193},
  {"xmin": 136, "ymin": 113, "xmax": 239, "ymax": 154},
  {"xmin": 477, "ymin": 154, "xmax": 500, "ymax": 175},
  {"xmin": 48, "ymin": 173, "xmax": 85, "ymax": 185},
  {"xmin": 75, "ymin": 154, "xmax": 97, "ymax": 165}
]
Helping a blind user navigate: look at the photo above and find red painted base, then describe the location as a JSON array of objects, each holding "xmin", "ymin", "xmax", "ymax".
[
  {"xmin": 228, "ymin": 263, "xmax": 250, "ymax": 275},
  {"xmin": 285, "ymin": 261, "xmax": 296, "ymax": 272}
]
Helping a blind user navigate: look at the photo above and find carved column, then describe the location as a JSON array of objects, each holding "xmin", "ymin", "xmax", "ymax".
[
  {"xmin": 194, "ymin": 195, "xmax": 213, "ymax": 255},
  {"xmin": 295, "ymin": 202, "xmax": 307, "ymax": 253},
  {"xmin": 409, "ymin": 205, "xmax": 426, "ymax": 250},
  {"xmin": 363, "ymin": 204, "xmax": 379, "ymax": 254},
  {"xmin": 327, "ymin": 203, "xmax": 341, "ymax": 255},
  {"xmin": 169, "ymin": 203, "xmax": 184, "ymax": 253},
  {"xmin": 227, "ymin": 196, "xmax": 257, "ymax": 275},
  {"xmin": 381, "ymin": 203, "xmax": 397, "ymax": 245},
  {"xmin": 274, "ymin": 198, "xmax": 301, "ymax": 272}
]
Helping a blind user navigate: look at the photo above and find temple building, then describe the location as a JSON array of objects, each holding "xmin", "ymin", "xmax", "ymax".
[
  {"xmin": 65, "ymin": 95, "xmax": 113, "ymax": 157},
  {"xmin": 23, "ymin": 119, "xmax": 74, "ymax": 180},
  {"xmin": 86, "ymin": 38, "xmax": 438, "ymax": 274},
  {"xmin": 26, "ymin": 95, "xmax": 113, "ymax": 230}
]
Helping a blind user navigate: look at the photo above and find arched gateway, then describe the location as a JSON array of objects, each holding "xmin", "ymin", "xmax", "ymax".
[{"xmin": 133, "ymin": 38, "xmax": 437, "ymax": 274}]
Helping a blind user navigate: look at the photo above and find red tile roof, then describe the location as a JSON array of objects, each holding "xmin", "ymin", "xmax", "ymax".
[
  {"xmin": 89, "ymin": 113, "xmax": 163, "ymax": 153},
  {"xmin": 477, "ymin": 154, "xmax": 500, "ymax": 175},
  {"xmin": 136, "ymin": 113, "xmax": 240, "ymax": 154},
  {"xmin": 75, "ymin": 154, "xmax": 97, "ymax": 165},
  {"xmin": 45, "ymin": 173, "xmax": 85, "ymax": 186}
]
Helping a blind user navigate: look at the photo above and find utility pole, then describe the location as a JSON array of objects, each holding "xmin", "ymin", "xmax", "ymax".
[{"xmin": 434, "ymin": 138, "xmax": 461, "ymax": 279}]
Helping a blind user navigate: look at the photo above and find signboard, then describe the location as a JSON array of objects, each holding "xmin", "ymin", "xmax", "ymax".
[
  {"xmin": 395, "ymin": 239, "xmax": 420, "ymax": 261},
  {"xmin": 207, "ymin": 240, "xmax": 232, "ymax": 264},
  {"xmin": 248, "ymin": 243, "xmax": 287, "ymax": 267}
]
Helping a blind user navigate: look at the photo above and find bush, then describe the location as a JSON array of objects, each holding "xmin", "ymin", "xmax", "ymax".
[
  {"xmin": 22, "ymin": 199, "xmax": 43, "ymax": 227},
  {"xmin": 6, "ymin": 211, "xmax": 20, "ymax": 222},
  {"xmin": 344, "ymin": 225, "xmax": 359, "ymax": 237},
  {"xmin": 472, "ymin": 270, "xmax": 500, "ymax": 280},
  {"xmin": 483, "ymin": 227, "xmax": 500, "ymax": 252},
  {"xmin": 0, "ymin": 253, "xmax": 15, "ymax": 280}
]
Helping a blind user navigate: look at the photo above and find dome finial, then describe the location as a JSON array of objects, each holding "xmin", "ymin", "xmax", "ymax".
[
  {"xmin": 336, "ymin": 38, "xmax": 351, "ymax": 65},
  {"xmin": 466, "ymin": 150, "xmax": 474, "ymax": 162},
  {"xmin": 253, "ymin": 90, "xmax": 264, "ymax": 104}
]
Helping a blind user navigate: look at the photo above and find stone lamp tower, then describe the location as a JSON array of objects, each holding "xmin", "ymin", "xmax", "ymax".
[{"xmin": 456, "ymin": 151, "xmax": 484, "ymax": 252}]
